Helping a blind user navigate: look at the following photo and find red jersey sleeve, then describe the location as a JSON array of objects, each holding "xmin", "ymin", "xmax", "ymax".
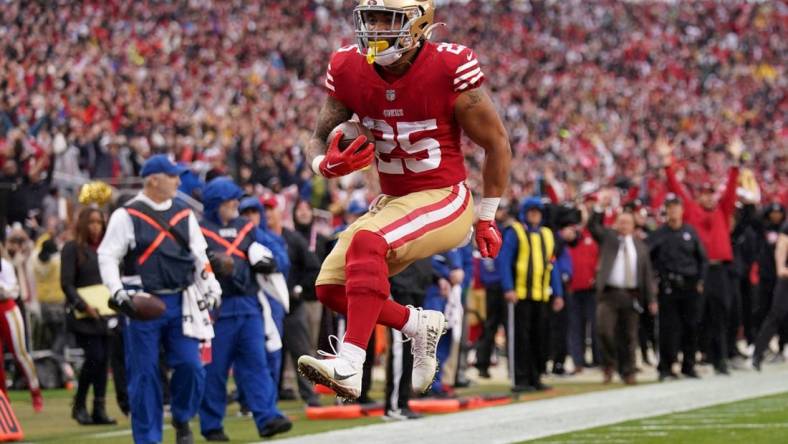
[
  {"xmin": 435, "ymin": 43, "xmax": 485, "ymax": 94},
  {"xmin": 324, "ymin": 45, "xmax": 358, "ymax": 105}
]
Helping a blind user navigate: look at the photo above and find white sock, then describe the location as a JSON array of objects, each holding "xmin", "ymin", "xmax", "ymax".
[
  {"xmin": 339, "ymin": 341, "xmax": 366, "ymax": 368},
  {"xmin": 400, "ymin": 306, "xmax": 421, "ymax": 337}
]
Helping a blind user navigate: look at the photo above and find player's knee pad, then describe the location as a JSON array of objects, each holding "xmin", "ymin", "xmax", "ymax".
[{"xmin": 345, "ymin": 230, "xmax": 390, "ymax": 299}]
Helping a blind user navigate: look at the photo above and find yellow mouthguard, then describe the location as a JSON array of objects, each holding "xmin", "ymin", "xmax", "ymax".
[{"xmin": 366, "ymin": 40, "xmax": 390, "ymax": 64}]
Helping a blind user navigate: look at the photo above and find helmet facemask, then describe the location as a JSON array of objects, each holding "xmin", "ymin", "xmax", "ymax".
[{"xmin": 354, "ymin": 6, "xmax": 428, "ymax": 66}]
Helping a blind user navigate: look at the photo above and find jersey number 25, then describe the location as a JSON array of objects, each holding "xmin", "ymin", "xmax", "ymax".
[{"xmin": 362, "ymin": 118, "xmax": 441, "ymax": 174}]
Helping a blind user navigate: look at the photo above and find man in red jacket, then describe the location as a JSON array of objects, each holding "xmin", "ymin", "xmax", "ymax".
[
  {"xmin": 658, "ymin": 137, "xmax": 743, "ymax": 374},
  {"xmin": 567, "ymin": 223, "xmax": 600, "ymax": 374}
]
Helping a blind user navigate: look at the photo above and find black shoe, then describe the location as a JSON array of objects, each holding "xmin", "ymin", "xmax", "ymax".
[
  {"xmin": 658, "ymin": 371, "xmax": 679, "ymax": 382},
  {"xmin": 714, "ymin": 366, "xmax": 730, "ymax": 376},
  {"xmin": 552, "ymin": 366, "xmax": 567, "ymax": 376},
  {"xmin": 91, "ymin": 398, "xmax": 117, "ymax": 425},
  {"xmin": 173, "ymin": 421, "xmax": 194, "ymax": 444},
  {"xmin": 203, "ymin": 429, "xmax": 230, "ymax": 442},
  {"xmin": 477, "ymin": 368, "xmax": 491, "ymax": 379},
  {"xmin": 534, "ymin": 382, "xmax": 552, "ymax": 391},
  {"xmin": 259, "ymin": 417, "xmax": 293, "ymax": 438},
  {"xmin": 72, "ymin": 400, "xmax": 93, "ymax": 425},
  {"xmin": 681, "ymin": 369, "xmax": 700, "ymax": 379},
  {"xmin": 278, "ymin": 388, "xmax": 297, "ymax": 401},
  {"xmin": 357, "ymin": 395, "xmax": 375, "ymax": 405},
  {"xmin": 454, "ymin": 378, "xmax": 472, "ymax": 388},
  {"xmin": 511, "ymin": 385, "xmax": 536, "ymax": 393},
  {"xmin": 752, "ymin": 356, "xmax": 762, "ymax": 372}
]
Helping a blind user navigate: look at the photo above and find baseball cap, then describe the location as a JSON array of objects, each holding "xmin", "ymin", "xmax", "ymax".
[
  {"xmin": 664, "ymin": 193, "xmax": 682, "ymax": 206},
  {"xmin": 261, "ymin": 195, "xmax": 279, "ymax": 209},
  {"xmin": 698, "ymin": 182, "xmax": 715, "ymax": 193},
  {"xmin": 140, "ymin": 154, "xmax": 187, "ymax": 177}
]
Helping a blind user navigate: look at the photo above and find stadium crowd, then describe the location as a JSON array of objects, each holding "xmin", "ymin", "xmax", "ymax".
[{"xmin": 0, "ymin": 0, "xmax": 785, "ymax": 435}]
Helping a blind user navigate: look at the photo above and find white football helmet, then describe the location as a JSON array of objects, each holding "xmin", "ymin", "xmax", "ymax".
[{"xmin": 353, "ymin": 0, "xmax": 441, "ymax": 66}]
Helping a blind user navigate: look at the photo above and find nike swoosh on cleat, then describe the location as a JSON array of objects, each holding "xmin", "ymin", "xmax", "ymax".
[{"xmin": 333, "ymin": 368, "xmax": 358, "ymax": 381}]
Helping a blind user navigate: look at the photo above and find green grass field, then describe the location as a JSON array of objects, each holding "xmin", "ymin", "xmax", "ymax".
[
  {"xmin": 7, "ymin": 380, "xmax": 618, "ymax": 443},
  {"xmin": 531, "ymin": 391, "xmax": 788, "ymax": 444}
]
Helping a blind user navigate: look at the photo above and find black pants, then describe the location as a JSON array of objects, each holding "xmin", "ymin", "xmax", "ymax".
[
  {"xmin": 385, "ymin": 291, "xmax": 422, "ymax": 411},
  {"xmin": 567, "ymin": 289, "xmax": 598, "ymax": 368},
  {"xmin": 639, "ymin": 311, "xmax": 657, "ymax": 363},
  {"xmin": 476, "ymin": 285, "xmax": 506, "ymax": 371},
  {"xmin": 703, "ymin": 265, "xmax": 732, "ymax": 371},
  {"xmin": 75, "ymin": 333, "xmax": 110, "ymax": 405},
  {"xmin": 727, "ymin": 273, "xmax": 744, "ymax": 357},
  {"xmin": 657, "ymin": 284, "xmax": 702, "ymax": 374},
  {"xmin": 754, "ymin": 279, "xmax": 788, "ymax": 359},
  {"xmin": 549, "ymin": 301, "xmax": 568, "ymax": 371},
  {"xmin": 109, "ymin": 331, "xmax": 129, "ymax": 414},
  {"xmin": 740, "ymin": 277, "xmax": 756, "ymax": 345},
  {"xmin": 597, "ymin": 288, "xmax": 639, "ymax": 378},
  {"xmin": 360, "ymin": 333, "xmax": 375, "ymax": 402},
  {"xmin": 282, "ymin": 302, "xmax": 317, "ymax": 403},
  {"xmin": 753, "ymin": 279, "xmax": 787, "ymax": 349},
  {"xmin": 510, "ymin": 299, "xmax": 549, "ymax": 387}
]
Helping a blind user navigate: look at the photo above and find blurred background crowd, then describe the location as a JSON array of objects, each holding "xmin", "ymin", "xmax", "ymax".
[{"xmin": 0, "ymin": 0, "xmax": 785, "ymax": 427}]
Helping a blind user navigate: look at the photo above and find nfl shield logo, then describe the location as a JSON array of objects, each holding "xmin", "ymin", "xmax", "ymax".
[{"xmin": 386, "ymin": 89, "xmax": 396, "ymax": 102}]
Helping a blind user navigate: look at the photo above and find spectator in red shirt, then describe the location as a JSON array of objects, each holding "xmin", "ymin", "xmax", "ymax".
[
  {"xmin": 658, "ymin": 137, "xmax": 743, "ymax": 375},
  {"xmin": 566, "ymin": 221, "xmax": 600, "ymax": 374}
]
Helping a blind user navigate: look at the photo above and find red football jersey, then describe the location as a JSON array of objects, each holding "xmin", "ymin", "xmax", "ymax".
[{"xmin": 325, "ymin": 41, "xmax": 485, "ymax": 196}]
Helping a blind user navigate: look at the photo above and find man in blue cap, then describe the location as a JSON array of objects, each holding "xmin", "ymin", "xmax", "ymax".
[
  {"xmin": 98, "ymin": 154, "xmax": 222, "ymax": 444},
  {"xmin": 497, "ymin": 196, "xmax": 564, "ymax": 392},
  {"xmin": 198, "ymin": 178, "xmax": 292, "ymax": 441}
]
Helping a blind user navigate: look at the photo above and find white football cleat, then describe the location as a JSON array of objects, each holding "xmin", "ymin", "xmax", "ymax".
[
  {"xmin": 409, "ymin": 309, "xmax": 449, "ymax": 394},
  {"xmin": 297, "ymin": 336, "xmax": 362, "ymax": 401}
]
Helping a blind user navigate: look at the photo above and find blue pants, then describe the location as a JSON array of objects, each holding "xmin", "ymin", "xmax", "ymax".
[
  {"xmin": 200, "ymin": 313, "xmax": 282, "ymax": 434},
  {"xmin": 124, "ymin": 293, "xmax": 205, "ymax": 444}
]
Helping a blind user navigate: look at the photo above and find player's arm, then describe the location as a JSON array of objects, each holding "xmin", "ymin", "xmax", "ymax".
[
  {"xmin": 308, "ymin": 96, "xmax": 374, "ymax": 178},
  {"xmin": 455, "ymin": 87, "xmax": 511, "ymax": 258},
  {"xmin": 455, "ymin": 87, "xmax": 511, "ymax": 198},
  {"xmin": 306, "ymin": 95, "xmax": 353, "ymax": 168}
]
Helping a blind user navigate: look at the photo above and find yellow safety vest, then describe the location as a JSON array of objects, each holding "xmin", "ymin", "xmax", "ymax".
[{"xmin": 510, "ymin": 222, "xmax": 555, "ymax": 301}]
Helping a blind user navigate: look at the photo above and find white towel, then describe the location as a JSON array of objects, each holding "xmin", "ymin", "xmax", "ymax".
[
  {"xmin": 257, "ymin": 289, "xmax": 283, "ymax": 352},
  {"xmin": 445, "ymin": 284, "xmax": 464, "ymax": 342},
  {"xmin": 182, "ymin": 285, "xmax": 214, "ymax": 341},
  {"xmin": 256, "ymin": 273, "xmax": 290, "ymax": 314}
]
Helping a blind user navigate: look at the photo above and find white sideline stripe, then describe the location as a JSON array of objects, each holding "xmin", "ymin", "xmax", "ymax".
[
  {"xmin": 455, "ymin": 59, "xmax": 478, "ymax": 74},
  {"xmin": 268, "ymin": 366, "xmax": 788, "ymax": 444},
  {"xmin": 453, "ymin": 67, "xmax": 482, "ymax": 84}
]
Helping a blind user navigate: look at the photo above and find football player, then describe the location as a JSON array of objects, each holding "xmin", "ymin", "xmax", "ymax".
[{"xmin": 298, "ymin": 0, "xmax": 511, "ymax": 400}]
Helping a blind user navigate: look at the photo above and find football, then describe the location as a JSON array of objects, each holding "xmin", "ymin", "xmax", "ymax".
[
  {"xmin": 209, "ymin": 251, "xmax": 235, "ymax": 278},
  {"xmin": 327, "ymin": 121, "xmax": 375, "ymax": 152},
  {"xmin": 131, "ymin": 292, "xmax": 166, "ymax": 320}
]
